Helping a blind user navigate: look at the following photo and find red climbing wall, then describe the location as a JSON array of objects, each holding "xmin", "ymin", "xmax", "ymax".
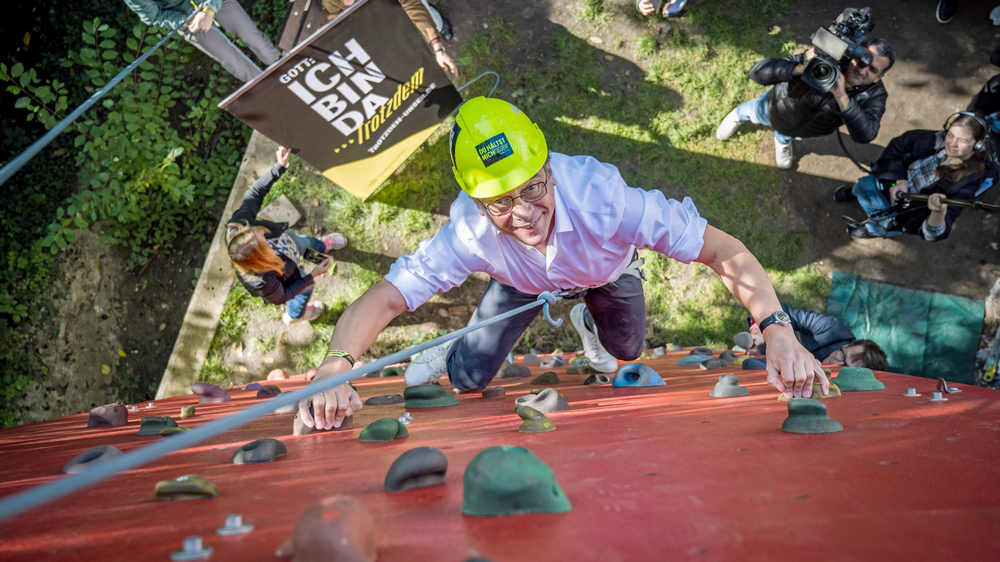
[{"xmin": 0, "ymin": 351, "xmax": 998, "ymax": 561}]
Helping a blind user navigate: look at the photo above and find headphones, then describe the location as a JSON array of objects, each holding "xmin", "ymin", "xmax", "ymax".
[{"xmin": 942, "ymin": 111, "xmax": 989, "ymax": 152}]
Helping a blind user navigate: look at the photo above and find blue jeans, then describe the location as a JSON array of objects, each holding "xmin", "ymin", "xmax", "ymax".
[
  {"xmin": 446, "ymin": 272, "xmax": 647, "ymax": 391},
  {"xmin": 733, "ymin": 89, "xmax": 793, "ymax": 145},
  {"xmin": 851, "ymin": 174, "xmax": 903, "ymax": 237},
  {"xmin": 283, "ymin": 233, "xmax": 325, "ymax": 318}
]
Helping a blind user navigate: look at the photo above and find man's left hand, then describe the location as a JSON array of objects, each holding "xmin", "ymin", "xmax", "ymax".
[
  {"xmin": 435, "ymin": 51, "xmax": 458, "ymax": 76},
  {"xmin": 762, "ymin": 326, "xmax": 829, "ymax": 398},
  {"xmin": 188, "ymin": 10, "xmax": 215, "ymax": 34},
  {"xmin": 831, "ymin": 72, "xmax": 850, "ymax": 110}
]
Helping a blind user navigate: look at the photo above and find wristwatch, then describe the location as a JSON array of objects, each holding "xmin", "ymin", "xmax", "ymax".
[{"xmin": 758, "ymin": 310, "xmax": 792, "ymax": 332}]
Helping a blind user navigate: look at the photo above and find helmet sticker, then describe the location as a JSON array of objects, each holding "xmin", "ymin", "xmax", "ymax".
[{"xmin": 476, "ymin": 133, "xmax": 514, "ymax": 167}]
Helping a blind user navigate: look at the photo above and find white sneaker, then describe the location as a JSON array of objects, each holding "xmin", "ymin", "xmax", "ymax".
[
  {"xmin": 404, "ymin": 341, "xmax": 452, "ymax": 386},
  {"xmin": 282, "ymin": 303, "xmax": 324, "ymax": 325},
  {"xmin": 715, "ymin": 107, "xmax": 742, "ymax": 141},
  {"xmin": 775, "ymin": 139, "xmax": 794, "ymax": 169},
  {"xmin": 569, "ymin": 303, "xmax": 618, "ymax": 373}
]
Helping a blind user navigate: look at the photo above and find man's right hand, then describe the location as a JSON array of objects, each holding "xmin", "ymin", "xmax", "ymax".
[
  {"xmin": 311, "ymin": 258, "xmax": 332, "ymax": 277},
  {"xmin": 298, "ymin": 375, "xmax": 362, "ymax": 430},
  {"xmin": 889, "ymin": 180, "xmax": 910, "ymax": 204},
  {"xmin": 187, "ymin": 10, "xmax": 215, "ymax": 34}
]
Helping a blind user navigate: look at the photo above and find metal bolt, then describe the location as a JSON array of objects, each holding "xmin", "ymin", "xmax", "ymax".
[
  {"xmin": 397, "ymin": 412, "xmax": 412, "ymax": 425},
  {"xmin": 170, "ymin": 536, "xmax": 212, "ymax": 561},
  {"xmin": 217, "ymin": 514, "xmax": 253, "ymax": 535},
  {"xmin": 903, "ymin": 388, "xmax": 920, "ymax": 397},
  {"xmin": 928, "ymin": 392, "xmax": 948, "ymax": 402},
  {"xmin": 128, "ymin": 406, "xmax": 139, "ymax": 412},
  {"xmin": 146, "ymin": 402, "xmax": 156, "ymax": 408}
]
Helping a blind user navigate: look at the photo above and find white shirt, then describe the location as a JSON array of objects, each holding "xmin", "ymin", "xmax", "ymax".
[{"xmin": 385, "ymin": 152, "xmax": 708, "ymax": 311}]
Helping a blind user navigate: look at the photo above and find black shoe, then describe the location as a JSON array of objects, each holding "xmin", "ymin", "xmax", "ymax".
[
  {"xmin": 439, "ymin": 14, "xmax": 453, "ymax": 41},
  {"xmin": 834, "ymin": 184, "xmax": 856, "ymax": 202},
  {"xmin": 936, "ymin": 0, "xmax": 956, "ymax": 23},
  {"xmin": 847, "ymin": 224, "xmax": 877, "ymax": 239}
]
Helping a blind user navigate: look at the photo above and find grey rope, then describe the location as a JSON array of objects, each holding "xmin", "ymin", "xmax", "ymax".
[
  {"xmin": 0, "ymin": 7, "xmax": 205, "ymax": 187},
  {"xmin": 456, "ymin": 71, "xmax": 500, "ymax": 97},
  {"xmin": 0, "ymin": 291, "xmax": 565, "ymax": 521}
]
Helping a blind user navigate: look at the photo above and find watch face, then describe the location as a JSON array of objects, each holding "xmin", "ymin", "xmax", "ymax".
[{"xmin": 774, "ymin": 310, "xmax": 791, "ymax": 324}]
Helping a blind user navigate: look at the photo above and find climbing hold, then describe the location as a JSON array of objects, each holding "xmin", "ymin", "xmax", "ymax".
[
  {"xmin": 691, "ymin": 347, "xmax": 713, "ymax": 355},
  {"xmin": 903, "ymin": 388, "xmax": 920, "ymax": 397},
  {"xmin": 170, "ymin": 536, "xmax": 213, "ymax": 561},
  {"xmin": 566, "ymin": 364, "xmax": 597, "ymax": 374},
  {"xmin": 699, "ymin": 358, "xmax": 730, "ymax": 370},
  {"xmin": 928, "ymin": 391, "xmax": 948, "ymax": 402},
  {"xmin": 276, "ymin": 496, "xmax": 377, "ymax": 562},
  {"xmin": 462, "ymin": 446, "xmax": 571, "ymax": 516},
  {"xmin": 256, "ymin": 385, "xmax": 281, "ymax": 399},
  {"xmin": 294, "ymin": 413, "xmax": 353, "ymax": 435},
  {"xmin": 612, "ymin": 364, "xmax": 666, "ymax": 387},
  {"xmin": 365, "ymin": 394, "xmax": 404, "ymax": 406},
  {"xmin": 243, "ymin": 382, "xmax": 263, "ymax": 390},
  {"xmin": 359, "ymin": 418, "xmax": 410, "ymax": 442},
  {"xmin": 667, "ymin": 343, "xmax": 683, "ymax": 352},
  {"xmin": 742, "ymin": 357, "xmax": 767, "ymax": 370},
  {"xmin": 570, "ymin": 357, "xmax": 589, "ymax": 367},
  {"xmin": 179, "ymin": 405, "xmax": 196, "ymax": 419},
  {"xmin": 516, "ymin": 406, "xmax": 557, "ymax": 433},
  {"xmin": 404, "ymin": 384, "xmax": 460, "ymax": 408},
  {"xmin": 232, "ymin": 438, "xmax": 287, "ymax": 464},
  {"xmin": 514, "ymin": 388, "xmax": 569, "ymax": 413},
  {"xmin": 521, "ymin": 352, "xmax": 542, "ymax": 365},
  {"xmin": 531, "ymin": 371, "xmax": 560, "ymax": 385},
  {"xmin": 583, "ymin": 374, "xmax": 611, "ymax": 385},
  {"xmin": 216, "ymin": 514, "xmax": 253, "ymax": 535},
  {"xmin": 155, "ymin": 474, "xmax": 219, "ymax": 500},
  {"xmin": 138, "ymin": 416, "xmax": 178, "ymax": 436},
  {"xmin": 718, "ymin": 350, "xmax": 738, "ymax": 362},
  {"xmin": 498, "ymin": 362, "xmax": 531, "ymax": 378},
  {"xmin": 191, "ymin": 382, "xmax": 231, "ymax": 403},
  {"xmin": 777, "ymin": 382, "xmax": 841, "ymax": 401},
  {"xmin": 381, "ymin": 367, "xmax": 402, "ymax": 377},
  {"xmin": 540, "ymin": 356, "xmax": 566, "ymax": 368},
  {"xmin": 87, "ymin": 403, "xmax": 127, "ymax": 427},
  {"xmin": 833, "ymin": 367, "xmax": 885, "ymax": 391},
  {"xmin": 482, "ymin": 387, "xmax": 506, "ymax": 399},
  {"xmin": 62, "ymin": 445, "xmax": 122, "ymax": 474},
  {"xmin": 160, "ymin": 426, "xmax": 189, "ymax": 437},
  {"xmin": 652, "ymin": 346, "xmax": 666, "ymax": 356},
  {"xmin": 145, "ymin": 402, "xmax": 156, "ymax": 409},
  {"xmin": 733, "ymin": 331, "xmax": 754, "ymax": 350},
  {"xmin": 678, "ymin": 354, "xmax": 711, "ymax": 366},
  {"xmin": 781, "ymin": 398, "xmax": 843, "ymax": 434},
  {"xmin": 708, "ymin": 374, "xmax": 749, "ymax": 397},
  {"xmin": 384, "ymin": 447, "xmax": 448, "ymax": 492}
]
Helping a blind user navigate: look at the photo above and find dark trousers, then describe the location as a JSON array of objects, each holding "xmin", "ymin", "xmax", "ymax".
[{"xmin": 446, "ymin": 273, "xmax": 646, "ymax": 391}]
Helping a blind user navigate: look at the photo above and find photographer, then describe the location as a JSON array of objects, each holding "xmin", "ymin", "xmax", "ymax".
[
  {"xmin": 834, "ymin": 113, "xmax": 997, "ymax": 240},
  {"xmin": 716, "ymin": 39, "xmax": 894, "ymax": 169},
  {"xmin": 225, "ymin": 147, "xmax": 348, "ymax": 324}
]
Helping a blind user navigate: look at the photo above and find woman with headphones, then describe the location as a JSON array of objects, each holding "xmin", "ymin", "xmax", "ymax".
[
  {"xmin": 834, "ymin": 112, "xmax": 996, "ymax": 240},
  {"xmin": 226, "ymin": 146, "xmax": 347, "ymax": 324}
]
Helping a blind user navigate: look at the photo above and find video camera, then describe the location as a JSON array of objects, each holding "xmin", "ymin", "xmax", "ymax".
[{"xmin": 802, "ymin": 7, "xmax": 874, "ymax": 93}]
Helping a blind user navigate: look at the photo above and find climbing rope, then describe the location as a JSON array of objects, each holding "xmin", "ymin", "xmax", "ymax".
[
  {"xmin": 0, "ymin": 6, "xmax": 207, "ymax": 187},
  {"xmin": 0, "ymin": 290, "xmax": 566, "ymax": 521}
]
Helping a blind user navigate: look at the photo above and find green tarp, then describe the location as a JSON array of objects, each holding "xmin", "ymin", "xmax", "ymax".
[{"xmin": 827, "ymin": 271, "xmax": 984, "ymax": 384}]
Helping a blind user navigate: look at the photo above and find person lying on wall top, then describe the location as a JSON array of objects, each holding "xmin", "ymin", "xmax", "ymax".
[
  {"xmin": 834, "ymin": 112, "xmax": 997, "ymax": 240},
  {"xmin": 322, "ymin": 0, "xmax": 458, "ymax": 76},
  {"xmin": 298, "ymin": 96, "xmax": 830, "ymax": 431},
  {"xmin": 225, "ymin": 146, "xmax": 348, "ymax": 325}
]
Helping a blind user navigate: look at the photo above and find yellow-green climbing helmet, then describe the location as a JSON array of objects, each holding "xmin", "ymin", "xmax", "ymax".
[{"xmin": 449, "ymin": 97, "xmax": 548, "ymax": 198}]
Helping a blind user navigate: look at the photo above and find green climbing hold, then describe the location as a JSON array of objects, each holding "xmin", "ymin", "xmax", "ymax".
[
  {"xmin": 137, "ymin": 416, "xmax": 178, "ymax": 436},
  {"xmin": 833, "ymin": 367, "xmax": 885, "ymax": 391},
  {"xmin": 381, "ymin": 367, "xmax": 402, "ymax": 377},
  {"xmin": 359, "ymin": 418, "xmax": 410, "ymax": 442},
  {"xmin": 781, "ymin": 398, "xmax": 843, "ymax": 434},
  {"xmin": 531, "ymin": 371, "xmax": 560, "ymax": 385},
  {"xmin": 404, "ymin": 384, "xmax": 459, "ymax": 408},
  {"xmin": 462, "ymin": 445, "xmax": 571, "ymax": 516},
  {"xmin": 516, "ymin": 406, "xmax": 556, "ymax": 433},
  {"xmin": 155, "ymin": 474, "xmax": 219, "ymax": 500}
]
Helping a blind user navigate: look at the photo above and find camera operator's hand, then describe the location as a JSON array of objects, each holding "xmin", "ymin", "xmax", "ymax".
[
  {"xmin": 831, "ymin": 72, "xmax": 850, "ymax": 110},
  {"xmin": 188, "ymin": 10, "xmax": 215, "ymax": 34},
  {"xmin": 889, "ymin": 181, "xmax": 910, "ymax": 205},
  {"xmin": 926, "ymin": 193, "xmax": 948, "ymax": 230},
  {"xmin": 276, "ymin": 146, "xmax": 291, "ymax": 168},
  {"xmin": 311, "ymin": 258, "xmax": 332, "ymax": 277},
  {"xmin": 793, "ymin": 48, "xmax": 817, "ymax": 76}
]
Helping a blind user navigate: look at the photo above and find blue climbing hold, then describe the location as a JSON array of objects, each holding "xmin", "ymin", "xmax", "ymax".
[
  {"xmin": 612, "ymin": 364, "xmax": 666, "ymax": 387},
  {"xmin": 678, "ymin": 354, "xmax": 711, "ymax": 366},
  {"xmin": 742, "ymin": 358, "xmax": 767, "ymax": 370}
]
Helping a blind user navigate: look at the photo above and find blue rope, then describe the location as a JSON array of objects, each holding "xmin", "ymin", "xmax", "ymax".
[
  {"xmin": 0, "ymin": 9, "xmax": 203, "ymax": 187},
  {"xmin": 0, "ymin": 291, "xmax": 565, "ymax": 521}
]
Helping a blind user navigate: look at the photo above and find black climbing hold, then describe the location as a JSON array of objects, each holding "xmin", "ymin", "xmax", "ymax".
[
  {"xmin": 531, "ymin": 371, "xmax": 560, "ymax": 385},
  {"xmin": 583, "ymin": 374, "xmax": 611, "ymax": 385},
  {"xmin": 384, "ymin": 446, "xmax": 448, "ymax": 492},
  {"xmin": 364, "ymin": 394, "xmax": 404, "ymax": 406},
  {"xmin": 63, "ymin": 445, "xmax": 122, "ymax": 474},
  {"xmin": 482, "ymin": 387, "xmax": 506, "ymax": 399},
  {"xmin": 138, "ymin": 416, "xmax": 178, "ymax": 436},
  {"xmin": 87, "ymin": 404, "xmax": 127, "ymax": 427},
  {"xmin": 232, "ymin": 438, "xmax": 288, "ymax": 464},
  {"xmin": 256, "ymin": 385, "xmax": 281, "ymax": 399}
]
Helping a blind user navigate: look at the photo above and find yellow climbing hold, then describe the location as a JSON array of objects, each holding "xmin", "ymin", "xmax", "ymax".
[
  {"xmin": 118, "ymin": 349, "xmax": 127, "ymax": 357},
  {"xmin": 100, "ymin": 364, "xmax": 111, "ymax": 375}
]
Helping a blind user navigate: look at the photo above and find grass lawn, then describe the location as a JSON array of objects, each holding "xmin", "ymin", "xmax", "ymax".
[{"xmin": 202, "ymin": 0, "xmax": 828, "ymax": 383}]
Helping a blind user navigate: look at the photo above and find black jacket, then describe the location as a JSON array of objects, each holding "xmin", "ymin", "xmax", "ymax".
[
  {"xmin": 749, "ymin": 53, "xmax": 887, "ymax": 142},
  {"xmin": 758, "ymin": 303, "xmax": 855, "ymax": 362},
  {"xmin": 872, "ymin": 130, "xmax": 997, "ymax": 240},
  {"xmin": 226, "ymin": 164, "xmax": 314, "ymax": 304}
]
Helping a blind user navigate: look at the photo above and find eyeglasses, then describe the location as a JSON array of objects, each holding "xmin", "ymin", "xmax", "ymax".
[{"xmin": 482, "ymin": 173, "xmax": 548, "ymax": 216}]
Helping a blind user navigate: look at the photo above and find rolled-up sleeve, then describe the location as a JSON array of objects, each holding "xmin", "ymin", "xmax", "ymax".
[
  {"xmin": 615, "ymin": 188, "xmax": 707, "ymax": 263},
  {"xmin": 385, "ymin": 222, "xmax": 486, "ymax": 311}
]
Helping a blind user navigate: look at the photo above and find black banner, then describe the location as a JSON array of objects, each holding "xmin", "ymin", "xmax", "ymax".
[{"xmin": 220, "ymin": 0, "xmax": 462, "ymax": 198}]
